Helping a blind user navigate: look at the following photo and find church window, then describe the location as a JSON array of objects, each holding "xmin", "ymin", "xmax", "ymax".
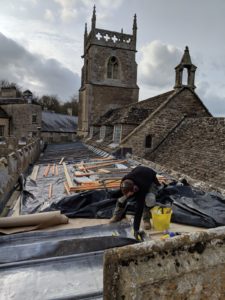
[
  {"xmin": 100, "ymin": 126, "xmax": 106, "ymax": 140},
  {"xmin": 107, "ymin": 56, "xmax": 119, "ymax": 79},
  {"xmin": 89, "ymin": 126, "xmax": 93, "ymax": 138},
  {"xmin": 145, "ymin": 134, "xmax": 152, "ymax": 148},
  {"xmin": 32, "ymin": 114, "xmax": 37, "ymax": 124},
  {"xmin": 113, "ymin": 125, "xmax": 121, "ymax": 143}
]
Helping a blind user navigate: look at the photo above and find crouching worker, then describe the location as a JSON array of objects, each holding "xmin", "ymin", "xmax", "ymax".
[{"xmin": 110, "ymin": 166, "xmax": 160, "ymax": 240}]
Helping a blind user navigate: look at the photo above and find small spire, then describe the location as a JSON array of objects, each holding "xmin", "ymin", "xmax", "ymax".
[
  {"xmin": 180, "ymin": 46, "xmax": 192, "ymax": 65},
  {"xmin": 121, "ymin": 28, "xmax": 123, "ymax": 34},
  {"xmin": 133, "ymin": 14, "xmax": 137, "ymax": 31},
  {"xmin": 84, "ymin": 23, "xmax": 87, "ymax": 37},
  {"xmin": 174, "ymin": 46, "xmax": 197, "ymax": 90},
  {"xmin": 91, "ymin": 5, "xmax": 96, "ymax": 30}
]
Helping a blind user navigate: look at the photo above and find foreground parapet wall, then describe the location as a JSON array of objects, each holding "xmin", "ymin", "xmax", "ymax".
[
  {"xmin": 0, "ymin": 139, "xmax": 40, "ymax": 212},
  {"xmin": 103, "ymin": 227, "xmax": 225, "ymax": 299}
]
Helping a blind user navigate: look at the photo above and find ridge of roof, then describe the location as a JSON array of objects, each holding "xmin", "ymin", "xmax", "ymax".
[{"xmin": 120, "ymin": 87, "xmax": 212, "ymax": 144}]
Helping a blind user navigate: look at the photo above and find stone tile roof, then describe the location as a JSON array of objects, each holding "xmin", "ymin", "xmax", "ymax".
[
  {"xmin": 0, "ymin": 98, "xmax": 27, "ymax": 104},
  {"xmin": 94, "ymin": 90, "xmax": 174, "ymax": 126},
  {"xmin": 42, "ymin": 111, "xmax": 78, "ymax": 133},
  {"xmin": 145, "ymin": 117, "xmax": 225, "ymax": 189},
  {"xmin": 0, "ymin": 107, "xmax": 9, "ymax": 118},
  {"xmin": 0, "ymin": 98, "xmax": 40, "ymax": 105}
]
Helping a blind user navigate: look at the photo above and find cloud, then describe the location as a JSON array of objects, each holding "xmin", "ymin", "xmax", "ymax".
[
  {"xmin": 138, "ymin": 40, "xmax": 182, "ymax": 89},
  {"xmin": 0, "ymin": 32, "xmax": 80, "ymax": 100},
  {"xmin": 54, "ymin": 0, "xmax": 79, "ymax": 22},
  {"xmin": 98, "ymin": 0, "xmax": 124, "ymax": 9},
  {"xmin": 44, "ymin": 9, "xmax": 55, "ymax": 22},
  {"xmin": 197, "ymin": 81, "xmax": 225, "ymax": 116}
]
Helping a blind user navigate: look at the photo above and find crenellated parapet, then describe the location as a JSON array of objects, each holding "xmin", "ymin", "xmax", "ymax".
[{"xmin": 85, "ymin": 28, "xmax": 136, "ymax": 52}]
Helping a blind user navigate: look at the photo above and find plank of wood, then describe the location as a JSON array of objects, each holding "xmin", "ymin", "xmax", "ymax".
[
  {"xmin": 48, "ymin": 184, "xmax": 53, "ymax": 199},
  {"xmin": 63, "ymin": 162, "xmax": 74, "ymax": 188},
  {"xmin": 30, "ymin": 165, "xmax": 39, "ymax": 181},
  {"xmin": 55, "ymin": 165, "xmax": 59, "ymax": 176},
  {"xmin": 43, "ymin": 164, "xmax": 50, "ymax": 177},
  {"xmin": 98, "ymin": 168, "xmax": 111, "ymax": 174},
  {"xmin": 74, "ymin": 159, "xmax": 118, "ymax": 168},
  {"xmin": 51, "ymin": 163, "xmax": 55, "ymax": 176},
  {"xmin": 79, "ymin": 160, "xmax": 127, "ymax": 170},
  {"xmin": 64, "ymin": 182, "xmax": 71, "ymax": 195},
  {"xmin": 69, "ymin": 179, "xmax": 121, "ymax": 192},
  {"xmin": 59, "ymin": 157, "xmax": 65, "ymax": 165}
]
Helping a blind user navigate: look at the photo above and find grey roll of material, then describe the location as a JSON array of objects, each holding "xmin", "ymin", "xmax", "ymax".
[{"xmin": 0, "ymin": 211, "xmax": 68, "ymax": 228}]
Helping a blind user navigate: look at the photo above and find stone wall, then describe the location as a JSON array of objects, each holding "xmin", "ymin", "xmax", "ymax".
[
  {"xmin": 41, "ymin": 132, "xmax": 77, "ymax": 143},
  {"xmin": 91, "ymin": 84, "xmax": 138, "ymax": 126},
  {"xmin": 0, "ymin": 118, "xmax": 9, "ymax": 137},
  {"xmin": 147, "ymin": 117, "xmax": 225, "ymax": 189},
  {"xmin": 121, "ymin": 88, "xmax": 210, "ymax": 157},
  {"xmin": 121, "ymin": 124, "xmax": 136, "ymax": 140},
  {"xmin": 0, "ymin": 139, "xmax": 40, "ymax": 212},
  {"xmin": 104, "ymin": 227, "xmax": 225, "ymax": 299},
  {"xmin": 1, "ymin": 103, "xmax": 41, "ymax": 138}
]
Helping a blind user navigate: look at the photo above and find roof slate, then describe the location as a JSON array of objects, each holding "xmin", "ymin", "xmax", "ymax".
[
  {"xmin": 94, "ymin": 90, "xmax": 174, "ymax": 126},
  {"xmin": 42, "ymin": 111, "xmax": 78, "ymax": 133}
]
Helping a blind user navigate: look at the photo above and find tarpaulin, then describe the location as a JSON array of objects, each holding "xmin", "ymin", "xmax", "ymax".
[
  {"xmin": 20, "ymin": 172, "xmax": 225, "ymax": 228},
  {"xmin": 157, "ymin": 184, "xmax": 225, "ymax": 228}
]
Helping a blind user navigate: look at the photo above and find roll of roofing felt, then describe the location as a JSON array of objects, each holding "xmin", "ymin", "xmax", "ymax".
[{"xmin": 0, "ymin": 211, "xmax": 68, "ymax": 228}]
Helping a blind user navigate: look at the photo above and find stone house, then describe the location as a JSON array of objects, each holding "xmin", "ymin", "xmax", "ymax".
[
  {"xmin": 0, "ymin": 87, "xmax": 42, "ymax": 141},
  {"xmin": 78, "ymin": 6, "xmax": 139, "ymax": 136}
]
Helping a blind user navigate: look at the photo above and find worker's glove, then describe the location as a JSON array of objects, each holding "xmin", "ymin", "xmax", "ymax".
[{"xmin": 133, "ymin": 229, "xmax": 145, "ymax": 242}]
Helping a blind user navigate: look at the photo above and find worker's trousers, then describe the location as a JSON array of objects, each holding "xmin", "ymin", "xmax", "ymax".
[
  {"xmin": 113, "ymin": 195, "xmax": 150, "ymax": 221},
  {"xmin": 112, "ymin": 182, "xmax": 159, "ymax": 222}
]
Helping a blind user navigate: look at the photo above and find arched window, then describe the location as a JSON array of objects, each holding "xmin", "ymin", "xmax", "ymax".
[
  {"xmin": 145, "ymin": 134, "xmax": 152, "ymax": 148},
  {"xmin": 107, "ymin": 56, "xmax": 119, "ymax": 79}
]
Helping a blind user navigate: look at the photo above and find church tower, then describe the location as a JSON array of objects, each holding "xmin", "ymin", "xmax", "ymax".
[{"xmin": 78, "ymin": 6, "xmax": 139, "ymax": 136}]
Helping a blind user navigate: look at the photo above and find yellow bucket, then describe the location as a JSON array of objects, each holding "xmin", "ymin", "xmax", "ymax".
[{"xmin": 151, "ymin": 206, "xmax": 172, "ymax": 231}]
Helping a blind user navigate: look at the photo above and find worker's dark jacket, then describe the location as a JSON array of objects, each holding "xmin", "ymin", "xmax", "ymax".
[{"xmin": 122, "ymin": 166, "xmax": 159, "ymax": 231}]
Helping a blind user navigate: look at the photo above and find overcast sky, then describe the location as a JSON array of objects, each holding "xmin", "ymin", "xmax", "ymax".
[{"xmin": 0, "ymin": 0, "xmax": 224, "ymax": 116}]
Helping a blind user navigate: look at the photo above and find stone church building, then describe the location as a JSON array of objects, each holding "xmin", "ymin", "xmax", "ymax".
[
  {"xmin": 79, "ymin": 8, "xmax": 225, "ymax": 191},
  {"xmin": 78, "ymin": 6, "xmax": 139, "ymax": 136}
]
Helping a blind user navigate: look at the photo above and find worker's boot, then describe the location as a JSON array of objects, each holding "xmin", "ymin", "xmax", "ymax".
[
  {"xmin": 109, "ymin": 196, "xmax": 127, "ymax": 223},
  {"xmin": 142, "ymin": 205, "xmax": 151, "ymax": 230},
  {"xmin": 109, "ymin": 214, "xmax": 122, "ymax": 223}
]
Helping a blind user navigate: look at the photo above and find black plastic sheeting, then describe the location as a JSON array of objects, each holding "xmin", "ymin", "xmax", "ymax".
[
  {"xmin": 0, "ymin": 223, "xmax": 137, "ymax": 299},
  {"xmin": 0, "ymin": 223, "xmax": 137, "ymax": 264},
  {"xmin": 35, "ymin": 184, "xmax": 225, "ymax": 228},
  {"xmin": 0, "ymin": 251, "xmax": 104, "ymax": 300},
  {"xmin": 158, "ymin": 185, "xmax": 225, "ymax": 228}
]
